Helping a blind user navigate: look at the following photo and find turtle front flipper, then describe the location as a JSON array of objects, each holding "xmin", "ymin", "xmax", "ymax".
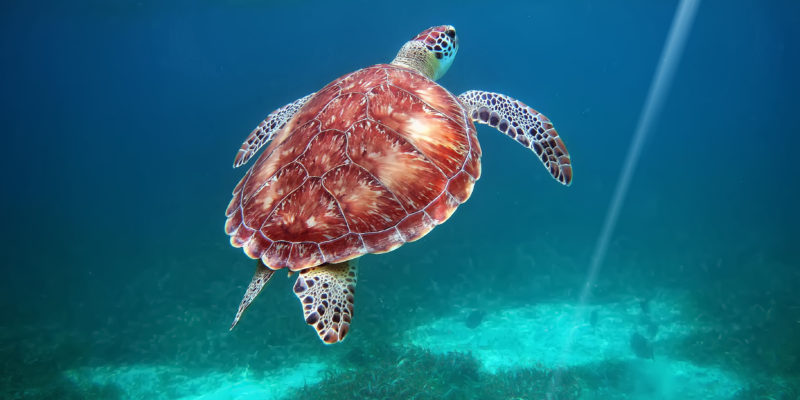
[
  {"xmin": 230, "ymin": 259, "xmax": 275, "ymax": 330},
  {"xmin": 458, "ymin": 90, "xmax": 572, "ymax": 185},
  {"xmin": 233, "ymin": 92, "xmax": 315, "ymax": 168},
  {"xmin": 293, "ymin": 261, "xmax": 358, "ymax": 344}
]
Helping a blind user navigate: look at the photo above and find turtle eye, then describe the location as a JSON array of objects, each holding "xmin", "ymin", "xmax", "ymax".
[{"xmin": 445, "ymin": 28, "xmax": 456, "ymax": 39}]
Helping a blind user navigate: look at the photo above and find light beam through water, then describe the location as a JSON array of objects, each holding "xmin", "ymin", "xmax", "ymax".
[{"xmin": 549, "ymin": 0, "xmax": 701, "ymax": 392}]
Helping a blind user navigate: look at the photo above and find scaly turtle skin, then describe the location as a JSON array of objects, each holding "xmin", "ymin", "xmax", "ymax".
[{"xmin": 225, "ymin": 25, "xmax": 572, "ymax": 344}]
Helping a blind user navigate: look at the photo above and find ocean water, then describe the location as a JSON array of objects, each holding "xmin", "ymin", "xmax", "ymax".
[{"xmin": 1, "ymin": 0, "xmax": 798, "ymax": 399}]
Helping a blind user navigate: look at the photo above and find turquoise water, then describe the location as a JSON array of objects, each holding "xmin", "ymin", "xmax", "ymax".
[{"xmin": 2, "ymin": 1, "xmax": 798, "ymax": 399}]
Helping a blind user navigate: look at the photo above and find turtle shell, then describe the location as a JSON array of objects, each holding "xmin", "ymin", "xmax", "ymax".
[{"xmin": 225, "ymin": 64, "xmax": 481, "ymax": 271}]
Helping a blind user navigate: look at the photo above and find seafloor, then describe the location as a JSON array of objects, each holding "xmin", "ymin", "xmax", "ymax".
[{"xmin": 3, "ymin": 237, "xmax": 798, "ymax": 399}]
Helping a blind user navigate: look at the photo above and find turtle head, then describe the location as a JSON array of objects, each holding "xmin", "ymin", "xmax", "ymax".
[{"xmin": 391, "ymin": 25, "xmax": 458, "ymax": 81}]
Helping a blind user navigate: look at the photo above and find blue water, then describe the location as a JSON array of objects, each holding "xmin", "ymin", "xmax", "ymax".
[{"xmin": 1, "ymin": 1, "xmax": 798, "ymax": 398}]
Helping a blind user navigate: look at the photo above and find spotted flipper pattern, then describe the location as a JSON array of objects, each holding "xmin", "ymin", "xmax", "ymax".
[
  {"xmin": 230, "ymin": 260, "xmax": 275, "ymax": 330},
  {"xmin": 293, "ymin": 261, "xmax": 357, "ymax": 344},
  {"xmin": 233, "ymin": 93, "xmax": 315, "ymax": 168},
  {"xmin": 458, "ymin": 90, "xmax": 572, "ymax": 185}
]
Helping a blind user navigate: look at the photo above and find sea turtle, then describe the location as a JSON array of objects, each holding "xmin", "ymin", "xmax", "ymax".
[{"xmin": 225, "ymin": 25, "xmax": 572, "ymax": 344}]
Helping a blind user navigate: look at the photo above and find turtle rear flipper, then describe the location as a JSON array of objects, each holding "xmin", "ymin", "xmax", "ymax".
[
  {"xmin": 230, "ymin": 259, "xmax": 275, "ymax": 330},
  {"xmin": 293, "ymin": 261, "xmax": 358, "ymax": 344}
]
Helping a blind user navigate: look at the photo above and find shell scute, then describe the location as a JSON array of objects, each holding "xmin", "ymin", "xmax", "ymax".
[
  {"xmin": 425, "ymin": 193, "xmax": 460, "ymax": 224},
  {"xmin": 241, "ymin": 120, "xmax": 319, "ymax": 205},
  {"xmin": 296, "ymin": 131, "xmax": 349, "ymax": 177},
  {"xmin": 225, "ymin": 207, "xmax": 243, "ymax": 235},
  {"xmin": 289, "ymin": 242, "xmax": 324, "ymax": 270},
  {"xmin": 318, "ymin": 92, "xmax": 368, "ymax": 131},
  {"xmin": 361, "ymin": 228, "xmax": 404, "ymax": 254},
  {"xmin": 242, "ymin": 163, "xmax": 307, "ymax": 230},
  {"xmin": 280, "ymin": 85, "xmax": 340, "ymax": 142},
  {"xmin": 397, "ymin": 212, "xmax": 436, "ymax": 242},
  {"xmin": 243, "ymin": 233, "xmax": 272, "ymax": 260},
  {"xmin": 321, "ymin": 163, "xmax": 406, "ymax": 233},
  {"xmin": 446, "ymin": 170, "xmax": 475, "ymax": 204},
  {"xmin": 367, "ymin": 83, "xmax": 468, "ymax": 177},
  {"xmin": 345, "ymin": 120, "xmax": 446, "ymax": 212},
  {"xmin": 337, "ymin": 68, "xmax": 388, "ymax": 93},
  {"xmin": 319, "ymin": 233, "xmax": 364, "ymax": 263},
  {"xmin": 263, "ymin": 241, "xmax": 292, "ymax": 269},
  {"xmin": 261, "ymin": 178, "xmax": 348, "ymax": 243},
  {"xmin": 465, "ymin": 126, "xmax": 482, "ymax": 179},
  {"xmin": 386, "ymin": 67, "xmax": 465, "ymax": 128}
]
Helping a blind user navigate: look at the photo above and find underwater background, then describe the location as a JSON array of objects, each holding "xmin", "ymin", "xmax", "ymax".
[{"xmin": 1, "ymin": 0, "xmax": 798, "ymax": 398}]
